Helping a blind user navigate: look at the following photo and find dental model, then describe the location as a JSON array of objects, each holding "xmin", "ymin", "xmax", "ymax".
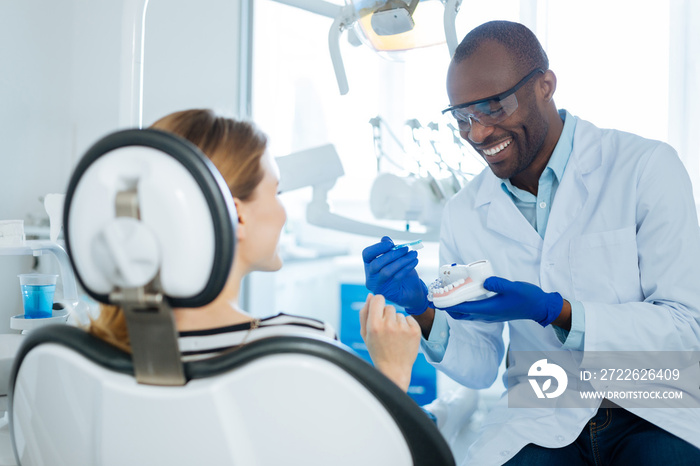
[{"xmin": 428, "ymin": 260, "xmax": 496, "ymax": 308}]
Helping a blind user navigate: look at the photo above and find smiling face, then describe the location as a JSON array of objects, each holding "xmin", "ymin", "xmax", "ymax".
[{"xmin": 447, "ymin": 40, "xmax": 557, "ymax": 185}]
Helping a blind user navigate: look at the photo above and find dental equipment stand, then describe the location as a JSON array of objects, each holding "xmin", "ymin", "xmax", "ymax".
[
  {"xmin": 0, "ymin": 204, "xmax": 82, "ymax": 466},
  {"xmin": 276, "ymin": 144, "xmax": 440, "ymax": 241}
]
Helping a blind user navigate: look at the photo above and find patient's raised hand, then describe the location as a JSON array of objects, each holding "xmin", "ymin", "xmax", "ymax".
[{"xmin": 359, "ymin": 293, "xmax": 421, "ymax": 392}]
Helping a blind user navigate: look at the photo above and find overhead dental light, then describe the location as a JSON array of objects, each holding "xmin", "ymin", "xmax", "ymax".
[
  {"xmin": 331, "ymin": 0, "xmax": 461, "ymax": 93},
  {"xmin": 352, "ymin": 0, "xmax": 450, "ymax": 52},
  {"xmin": 273, "ymin": 0, "xmax": 461, "ymax": 94},
  {"xmin": 370, "ymin": 0, "xmax": 420, "ymax": 36}
]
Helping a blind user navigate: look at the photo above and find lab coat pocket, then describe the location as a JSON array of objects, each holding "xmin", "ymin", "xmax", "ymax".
[{"xmin": 569, "ymin": 226, "xmax": 642, "ymax": 303}]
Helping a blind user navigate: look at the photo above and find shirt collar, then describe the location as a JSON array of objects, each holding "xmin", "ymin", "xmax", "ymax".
[{"xmin": 547, "ymin": 109, "xmax": 576, "ymax": 183}]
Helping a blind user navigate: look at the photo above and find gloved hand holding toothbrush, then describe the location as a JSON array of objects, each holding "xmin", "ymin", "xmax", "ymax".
[{"xmin": 362, "ymin": 236, "xmax": 430, "ymax": 316}]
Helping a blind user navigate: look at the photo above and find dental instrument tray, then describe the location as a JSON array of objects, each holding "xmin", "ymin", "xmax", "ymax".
[{"xmin": 427, "ymin": 260, "xmax": 496, "ymax": 308}]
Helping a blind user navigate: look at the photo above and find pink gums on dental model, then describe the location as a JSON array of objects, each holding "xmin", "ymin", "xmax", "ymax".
[{"xmin": 428, "ymin": 260, "xmax": 496, "ymax": 308}]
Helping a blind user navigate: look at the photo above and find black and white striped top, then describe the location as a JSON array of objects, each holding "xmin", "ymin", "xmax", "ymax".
[{"xmin": 178, "ymin": 313, "xmax": 337, "ymax": 361}]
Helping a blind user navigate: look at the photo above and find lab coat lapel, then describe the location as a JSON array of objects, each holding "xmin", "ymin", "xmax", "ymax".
[
  {"xmin": 477, "ymin": 175, "xmax": 543, "ymax": 250},
  {"xmin": 543, "ymin": 157, "xmax": 588, "ymax": 247},
  {"xmin": 544, "ymin": 118, "xmax": 602, "ymax": 246}
]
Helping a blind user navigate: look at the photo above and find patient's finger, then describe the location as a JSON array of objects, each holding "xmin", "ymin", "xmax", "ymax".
[
  {"xmin": 359, "ymin": 293, "xmax": 372, "ymax": 337},
  {"xmin": 395, "ymin": 312, "xmax": 408, "ymax": 327},
  {"xmin": 367, "ymin": 294, "xmax": 387, "ymax": 330}
]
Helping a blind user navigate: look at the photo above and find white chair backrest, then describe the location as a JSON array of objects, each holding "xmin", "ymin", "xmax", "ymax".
[
  {"xmin": 63, "ymin": 128, "xmax": 238, "ymax": 385},
  {"xmin": 9, "ymin": 327, "xmax": 455, "ymax": 466}
]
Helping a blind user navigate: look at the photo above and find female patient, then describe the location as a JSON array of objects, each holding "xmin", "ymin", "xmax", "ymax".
[{"xmin": 88, "ymin": 109, "xmax": 420, "ymax": 391}]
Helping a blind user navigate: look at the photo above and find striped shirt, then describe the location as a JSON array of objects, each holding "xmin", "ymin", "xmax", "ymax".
[{"xmin": 178, "ymin": 313, "xmax": 337, "ymax": 361}]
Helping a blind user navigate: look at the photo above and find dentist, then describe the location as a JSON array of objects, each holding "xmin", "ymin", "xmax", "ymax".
[{"xmin": 363, "ymin": 20, "xmax": 700, "ymax": 465}]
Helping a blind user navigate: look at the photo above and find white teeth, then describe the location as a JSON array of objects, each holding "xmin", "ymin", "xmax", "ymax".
[{"xmin": 483, "ymin": 139, "xmax": 511, "ymax": 156}]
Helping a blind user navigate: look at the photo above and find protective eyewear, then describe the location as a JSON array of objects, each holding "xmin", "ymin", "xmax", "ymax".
[{"xmin": 442, "ymin": 68, "xmax": 544, "ymax": 130}]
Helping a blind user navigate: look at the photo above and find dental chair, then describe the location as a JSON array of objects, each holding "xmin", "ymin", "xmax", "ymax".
[{"xmin": 7, "ymin": 129, "xmax": 455, "ymax": 466}]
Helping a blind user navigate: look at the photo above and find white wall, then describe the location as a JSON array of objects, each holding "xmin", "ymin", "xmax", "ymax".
[
  {"xmin": 0, "ymin": 0, "xmax": 243, "ymax": 333},
  {"xmin": 143, "ymin": 0, "xmax": 243, "ymax": 126}
]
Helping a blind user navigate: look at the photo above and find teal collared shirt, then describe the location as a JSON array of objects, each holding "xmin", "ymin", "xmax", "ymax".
[
  {"xmin": 422, "ymin": 110, "xmax": 584, "ymax": 363},
  {"xmin": 500, "ymin": 109, "xmax": 575, "ymax": 238}
]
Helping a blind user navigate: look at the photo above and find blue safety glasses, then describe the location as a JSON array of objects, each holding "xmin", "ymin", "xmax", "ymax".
[{"xmin": 442, "ymin": 68, "xmax": 544, "ymax": 131}]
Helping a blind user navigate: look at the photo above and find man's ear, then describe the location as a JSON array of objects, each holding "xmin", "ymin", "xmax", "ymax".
[
  {"xmin": 539, "ymin": 69, "xmax": 557, "ymax": 103},
  {"xmin": 233, "ymin": 197, "xmax": 246, "ymax": 241}
]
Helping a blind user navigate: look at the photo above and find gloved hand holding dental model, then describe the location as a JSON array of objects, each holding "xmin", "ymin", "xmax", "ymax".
[
  {"xmin": 428, "ymin": 261, "xmax": 497, "ymax": 307},
  {"xmin": 438, "ymin": 275, "xmax": 564, "ymax": 327},
  {"xmin": 362, "ymin": 236, "xmax": 430, "ymax": 315},
  {"xmin": 364, "ymin": 238, "xmax": 565, "ymax": 326}
]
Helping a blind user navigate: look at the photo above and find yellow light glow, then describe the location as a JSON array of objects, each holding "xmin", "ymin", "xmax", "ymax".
[{"xmin": 355, "ymin": 0, "xmax": 446, "ymax": 52}]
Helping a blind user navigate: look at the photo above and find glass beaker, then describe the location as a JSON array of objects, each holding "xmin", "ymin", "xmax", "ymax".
[{"xmin": 18, "ymin": 274, "xmax": 58, "ymax": 319}]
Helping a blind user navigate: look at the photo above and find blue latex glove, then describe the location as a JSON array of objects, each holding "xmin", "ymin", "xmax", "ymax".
[
  {"xmin": 362, "ymin": 236, "xmax": 429, "ymax": 315},
  {"xmin": 442, "ymin": 276, "xmax": 563, "ymax": 327}
]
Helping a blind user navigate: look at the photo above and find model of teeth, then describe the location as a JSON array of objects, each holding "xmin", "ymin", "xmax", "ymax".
[
  {"xmin": 428, "ymin": 260, "xmax": 496, "ymax": 308},
  {"xmin": 483, "ymin": 139, "xmax": 511, "ymax": 156}
]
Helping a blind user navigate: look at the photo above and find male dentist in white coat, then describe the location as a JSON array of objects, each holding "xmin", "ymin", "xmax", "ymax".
[{"xmin": 362, "ymin": 21, "xmax": 700, "ymax": 465}]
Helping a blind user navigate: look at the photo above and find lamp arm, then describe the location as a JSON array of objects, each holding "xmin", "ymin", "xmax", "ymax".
[
  {"xmin": 328, "ymin": 5, "xmax": 356, "ymax": 95},
  {"xmin": 329, "ymin": 15, "xmax": 349, "ymax": 95},
  {"xmin": 443, "ymin": 0, "xmax": 461, "ymax": 57}
]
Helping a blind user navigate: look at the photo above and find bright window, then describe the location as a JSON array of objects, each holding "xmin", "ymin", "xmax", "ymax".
[
  {"xmin": 251, "ymin": 0, "xmax": 521, "ymax": 225},
  {"xmin": 543, "ymin": 0, "xmax": 670, "ymax": 142}
]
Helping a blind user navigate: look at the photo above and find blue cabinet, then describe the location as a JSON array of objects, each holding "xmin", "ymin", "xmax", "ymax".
[{"xmin": 339, "ymin": 283, "xmax": 437, "ymax": 406}]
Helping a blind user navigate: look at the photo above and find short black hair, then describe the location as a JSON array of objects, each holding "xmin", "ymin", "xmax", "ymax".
[{"xmin": 453, "ymin": 21, "xmax": 549, "ymax": 75}]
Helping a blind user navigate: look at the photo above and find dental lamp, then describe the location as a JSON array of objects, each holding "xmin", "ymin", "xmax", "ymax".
[
  {"xmin": 334, "ymin": 0, "xmax": 461, "ymax": 94},
  {"xmin": 274, "ymin": 0, "xmax": 462, "ymax": 95},
  {"xmin": 276, "ymin": 144, "xmax": 444, "ymax": 241},
  {"xmin": 370, "ymin": 0, "xmax": 420, "ymax": 36}
]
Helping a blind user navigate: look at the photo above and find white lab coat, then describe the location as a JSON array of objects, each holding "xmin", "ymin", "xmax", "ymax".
[{"xmin": 432, "ymin": 115, "xmax": 700, "ymax": 465}]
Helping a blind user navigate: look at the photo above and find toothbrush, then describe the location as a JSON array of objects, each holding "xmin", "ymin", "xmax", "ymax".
[{"xmin": 391, "ymin": 239, "xmax": 424, "ymax": 251}]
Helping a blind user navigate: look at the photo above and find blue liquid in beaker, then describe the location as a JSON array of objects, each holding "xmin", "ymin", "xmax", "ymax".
[{"xmin": 21, "ymin": 284, "xmax": 56, "ymax": 319}]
